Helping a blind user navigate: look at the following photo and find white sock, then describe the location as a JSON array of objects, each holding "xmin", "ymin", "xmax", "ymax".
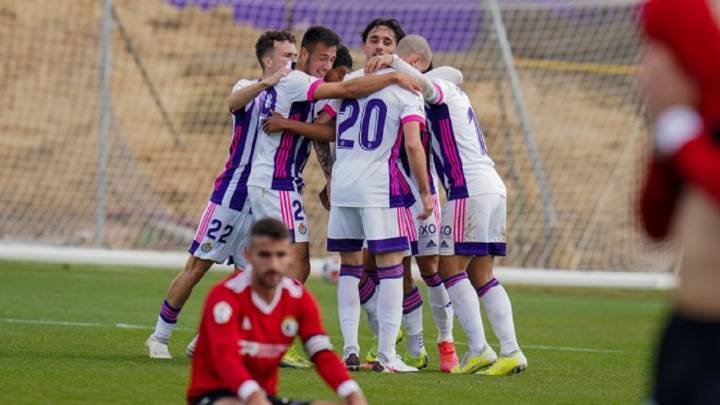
[
  {"xmin": 444, "ymin": 272, "xmax": 487, "ymax": 355},
  {"xmin": 338, "ymin": 265, "xmax": 363, "ymax": 356},
  {"xmin": 359, "ymin": 278, "xmax": 379, "ymax": 337},
  {"xmin": 153, "ymin": 299, "xmax": 181, "ymax": 342},
  {"xmin": 421, "ymin": 272, "xmax": 454, "ymax": 343},
  {"xmin": 478, "ymin": 278, "xmax": 520, "ymax": 356},
  {"xmin": 153, "ymin": 317, "xmax": 175, "ymax": 342},
  {"xmin": 402, "ymin": 287, "xmax": 424, "ymax": 357},
  {"xmin": 377, "ymin": 263, "xmax": 404, "ymax": 361}
]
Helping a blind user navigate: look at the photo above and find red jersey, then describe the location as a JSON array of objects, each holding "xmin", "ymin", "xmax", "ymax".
[{"xmin": 187, "ymin": 270, "xmax": 357, "ymax": 402}]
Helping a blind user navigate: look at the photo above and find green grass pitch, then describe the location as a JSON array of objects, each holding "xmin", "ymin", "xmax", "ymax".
[{"xmin": 0, "ymin": 260, "xmax": 670, "ymax": 404}]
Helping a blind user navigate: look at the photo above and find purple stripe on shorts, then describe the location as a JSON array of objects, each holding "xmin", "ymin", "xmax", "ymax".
[
  {"xmin": 443, "ymin": 272, "xmax": 468, "ymax": 289},
  {"xmin": 410, "ymin": 241, "xmax": 419, "ymax": 256},
  {"xmin": 339, "ymin": 264, "xmax": 363, "ymax": 279},
  {"xmin": 367, "ymin": 237, "xmax": 410, "ymax": 254},
  {"xmin": 188, "ymin": 240, "xmax": 200, "ymax": 255},
  {"xmin": 377, "ymin": 264, "xmax": 404, "ymax": 280},
  {"xmin": 421, "ymin": 272, "xmax": 443, "ymax": 287},
  {"xmin": 366, "ymin": 270, "xmax": 380, "ymax": 285},
  {"xmin": 402, "ymin": 287, "xmax": 424, "ymax": 314},
  {"xmin": 453, "ymin": 242, "xmax": 507, "ymax": 257},
  {"xmin": 327, "ymin": 238, "xmax": 364, "ymax": 252},
  {"xmin": 476, "ymin": 278, "xmax": 501, "ymax": 298},
  {"xmin": 359, "ymin": 279, "xmax": 377, "ymax": 304}
]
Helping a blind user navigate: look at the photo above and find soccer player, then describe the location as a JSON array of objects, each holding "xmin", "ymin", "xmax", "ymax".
[
  {"xmin": 145, "ymin": 30, "xmax": 297, "ymax": 359},
  {"xmin": 640, "ymin": 0, "xmax": 720, "ymax": 402},
  {"xmin": 187, "ymin": 218, "xmax": 367, "ymax": 405},
  {"xmin": 246, "ymin": 25, "xmax": 421, "ymax": 286},
  {"xmin": 366, "ymin": 34, "xmax": 528, "ymax": 375}
]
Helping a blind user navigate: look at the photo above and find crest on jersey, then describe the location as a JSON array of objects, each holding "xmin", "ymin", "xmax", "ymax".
[
  {"xmin": 280, "ymin": 316, "xmax": 298, "ymax": 337},
  {"xmin": 201, "ymin": 241, "xmax": 213, "ymax": 253},
  {"xmin": 298, "ymin": 223, "xmax": 307, "ymax": 235},
  {"xmin": 242, "ymin": 316, "xmax": 252, "ymax": 330},
  {"xmin": 213, "ymin": 301, "xmax": 233, "ymax": 324}
]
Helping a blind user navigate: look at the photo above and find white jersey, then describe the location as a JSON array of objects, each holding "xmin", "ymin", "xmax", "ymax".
[
  {"xmin": 210, "ymin": 79, "xmax": 263, "ymax": 211},
  {"xmin": 247, "ymin": 70, "xmax": 324, "ymax": 192},
  {"xmin": 325, "ymin": 68, "xmax": 426, "ymax": 208},
  {"xmin": 426, "ymin": 78, "xmax": 506, "ymax": 200}
]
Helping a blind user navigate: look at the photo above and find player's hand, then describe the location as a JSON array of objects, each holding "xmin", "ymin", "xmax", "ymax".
[
  {"xmin": 394, "ymin": 73, "xmax": 423, "ymax": 95},
  {"xmin": 639, "ymin": 42, "xmax": 697, "ymax": 120},
  {"xmin": 245, "ymin": 391, "xmax": 271, "ymax": 405},
  {"xmin": 417, "ymin": 192, "xmax": 433, "ymax": 220},
  {"xmin": 319, "ymin": 184, "xmax": 331, "ymax": 211},
  {"xmin": 365, "ymin": 54, "xmax": 394, "ymax": 74},
  {"xmin": 343, "ymin": 392, "xmax": 368, "ymax": 405},
  {"xmin": 262, "ymin": 111, "xmax": 287, "ymax": 134},
  {"xmin": 261, "ymin": 67, "xmax": 291, "ymax": 88}
]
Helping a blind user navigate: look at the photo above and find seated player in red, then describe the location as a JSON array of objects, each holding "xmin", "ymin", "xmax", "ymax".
[{"xmin": 187, "ymin": 218, "xmax": 367, "ymax": 405}]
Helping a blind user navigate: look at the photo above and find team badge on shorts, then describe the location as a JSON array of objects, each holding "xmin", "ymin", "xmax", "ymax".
[
  {"xmin": 298, "ymin": 223, "xmax": 307, "ymax": 235},
  {"xmin": 201, "ymin": 241, "xmax": 213, "ymax": 253},
  {"xmin": 280, "ymin": 316, "xmax": 299, "ymax": 337}
]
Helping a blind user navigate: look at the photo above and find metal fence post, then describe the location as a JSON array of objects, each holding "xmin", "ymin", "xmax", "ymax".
[
  {"xmin": 96, "ymin": 0, "xmax": 112, "ymax": 247},
  {"xmin": 486, "ymin": 0, "xmax": 557, "ymax": 228}
]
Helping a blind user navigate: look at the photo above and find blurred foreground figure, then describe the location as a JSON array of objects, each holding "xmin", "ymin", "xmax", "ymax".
[{"xmin": 640, "ymin": 0, "xmax": 720, "ymax": 403}]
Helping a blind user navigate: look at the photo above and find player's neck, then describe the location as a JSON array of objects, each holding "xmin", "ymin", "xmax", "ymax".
[{"xmin": 251, "ymin": 282, "xmax": 277, "ymax": 304}]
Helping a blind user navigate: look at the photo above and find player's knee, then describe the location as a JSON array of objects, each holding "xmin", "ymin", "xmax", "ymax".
[{"xmin": 185, "ymin": 257, "xmax": 213, "ymax": 281}]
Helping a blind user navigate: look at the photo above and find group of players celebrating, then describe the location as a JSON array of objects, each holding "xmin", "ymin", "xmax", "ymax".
[{"xmin": 144, "ymin": 17, "xmax": 528, "ymax": 404}]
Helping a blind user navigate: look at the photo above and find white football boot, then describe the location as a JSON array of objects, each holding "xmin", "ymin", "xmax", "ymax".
[{"xmin": 145, "ymin": 334, "xmax": 172, "ymax": 359}]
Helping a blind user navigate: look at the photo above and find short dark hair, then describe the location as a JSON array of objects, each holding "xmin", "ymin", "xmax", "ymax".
[
  {"xmin": 333, "ymin": 45, "xmax": 353, "ymax": 70},
  {"xmin": 300, "ymin": 26, "xmax": 340, "ymax": 55},
  {"xmin": 361, "ymin": 18, "xmax": 406, "ymax": 44},
  {"xmin": 251, "ymin": 218, "xmax": 289, "ymax": 241},
  {"xmin": 255, "ymin": 30, "xmax": 296, "ymax": 67}
]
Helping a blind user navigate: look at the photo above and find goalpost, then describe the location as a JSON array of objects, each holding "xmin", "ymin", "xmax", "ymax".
[{"xmin": 0, "ymin": 0, "xmax": 676, "ymax": 285}]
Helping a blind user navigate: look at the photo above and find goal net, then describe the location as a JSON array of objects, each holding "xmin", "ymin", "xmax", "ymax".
[{"xmin": 0, "ymin": 0, "xmax": 674, "ymax": 272}]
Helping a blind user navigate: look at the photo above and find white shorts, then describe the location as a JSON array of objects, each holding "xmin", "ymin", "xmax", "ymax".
[
  {"xmin": 439, "ymin": 193, "xmax": 507, "ymax": 257},
  {"xmin": 247, "ymin": 186, "xmax": 309, "ymax": 243},
  {"xmin": 189, "ymin": 201, "xmax": 252, "ymax": 267},
  {"xmin": 408, "ymin": 193, "xmax": 441, "ymax": 256},
  {"xmin": 327, "ymin": 206, "xmax": 414, "ymax": 254}
]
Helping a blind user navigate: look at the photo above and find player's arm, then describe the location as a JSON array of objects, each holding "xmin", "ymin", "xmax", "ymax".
[
  {"xmin": 227, "ymin": 68, "xmax": 290, "ymax": 113},
  {"xmin": 403, "ymin": 120, "xmax": 433, "ymax": 221},
  {"xmin": 297, "ymin": 289, "xmax": 366, "ymax": 405},
  {"xmin": 200, "ymin": 287, "xmax": 265, "ymax": 402},
  {"xmin": 262, "ymin": 110, "xmax": 336, "ymax": 142},
  {"xmin": 366, "ymin": 55, "xmax": 439, "ymax": 103},
  {"xmin": 311, "ymin": 72, "xmax": 421, "ymax": 101},
  {"xmin": 427, "ymin": 66, "xmax": 464, "ymax": 85}
]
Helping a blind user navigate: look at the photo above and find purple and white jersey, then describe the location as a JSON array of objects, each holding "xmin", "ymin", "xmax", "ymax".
[
  {"xmin": 324, "ymin": 68, "xmax": 425, "ymax": 208},
  {"xmin": 426, "ymin": 78, "xmax": 505, "ymax": 200},
  {"xmin": 210, "ymin": 79, "xmax": 262, "ymax": 211},
  {"xmin": 246, "ymin": 70, "xmax": 324, "ymax": 193}
]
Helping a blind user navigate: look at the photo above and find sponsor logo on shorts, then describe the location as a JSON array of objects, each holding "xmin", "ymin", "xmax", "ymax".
[
  {"xmin": 419, "ymin": 224, "xmax": 437, "ymax": 236},
  {"xmin": 426, "ymin": 240, "xmax": 437, "ymax": 248},
  {"xmin": 298, "ymin": 223, "xmax": 307, "ymax": 235},
  {"xmin": 441, "ymin": 241, "xmax": 450, "ymax": 249},
  {"xmin": 441, "ymin": 226, "xmax": 452, "ymax": 236},
  {"xmin": 201, "ymin": 241, "xmax": 213, "ymax": 252},
  {"xmin": 280, "ymin": 316, "xmax": 299, "ymax": 337}
]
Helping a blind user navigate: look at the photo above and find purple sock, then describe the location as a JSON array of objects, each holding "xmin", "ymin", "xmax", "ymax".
[
  {"xmin": 159, "ymin": 300, "xmax": 181, "ymax": 324},
  {"xmin": 359, "ymin": 278, "xmax": 377, "ymax": 304},
  {"xmin": 340, "ymin": 264, "xmax": 364, "ymax": 279},
  {"xmin": 402, "ymin": 287, "xmax": 424, "ymax": 314},
  {"xmin": 421, "ymin": 272, "xmax": 443, "ymax": 287},
  {"xmin": 476, "ymin": 278, "xmax": 501, "ymax": 298}
]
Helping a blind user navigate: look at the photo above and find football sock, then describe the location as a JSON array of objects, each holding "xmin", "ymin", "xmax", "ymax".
[
  {"xmin": 421, "ymin": 272, "xmax": 454, "ymax": 342},
  {"xmin": 477, "ymin": 278, "xmax": 520, "ymax": 356},
  {"xmin": 359, "ymin": 277, "xmax": 379, "ymax": 336},
  {"xmin": 153, "ymin": 299, "xmax": 181, "ymax": 342},
  {"xmin": 377, "ymin": 263, "xmax": 404, "ymax": 361},
  {"xmin": 443, "ymin": 272, "xmax": 487, "ymax": 355},
  {"xmin": 402, "ymin": 287, "xmax": 425, "ymax": 358},
  {"xmin": 338, "ymin": 264, "xmax": 363, "ymax": 356}
]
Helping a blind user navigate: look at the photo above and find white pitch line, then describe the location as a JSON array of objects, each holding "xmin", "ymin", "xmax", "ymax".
[{"xmin": 3, "ymin": 317, "xmax": 644, "ymax": 355}]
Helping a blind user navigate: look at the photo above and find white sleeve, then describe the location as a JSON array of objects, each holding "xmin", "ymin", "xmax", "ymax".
[
  {"xmin": 280, "ymin": 70, "xmax": 325, "ymax": 103},
  {"xmin": 425, "ymin": 66, "xmax": 463, "ymax": 86},
  {"xmin": 389, "ymin": 55, "xmax": 438, "ymax": 103},
  {"xmin": 231, "ymin": 79, "xmax": 255, "ymax": 93},
  {"xmin": 400, "ymin": 93, "xmax": 426, "ymax": 127}
]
